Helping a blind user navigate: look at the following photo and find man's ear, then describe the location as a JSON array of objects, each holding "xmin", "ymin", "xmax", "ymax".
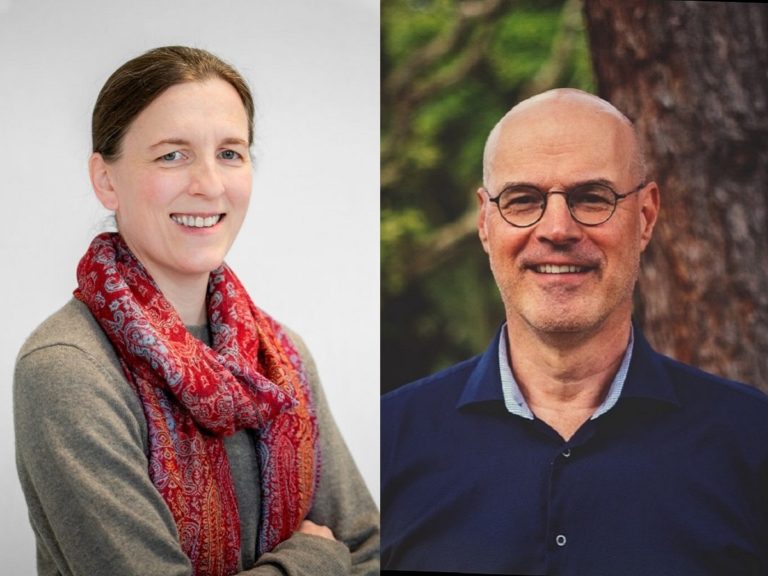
[
  {"xmin": 477, "ymin": 187, "xmax": 491, "ymax": 254},
  {"xmin": 639, "ymin": 181, "xmax": 660, "ymax": 252},
  {"xmin": 89, "ymin": 153, "xmax": 119, "ymax": 211}
]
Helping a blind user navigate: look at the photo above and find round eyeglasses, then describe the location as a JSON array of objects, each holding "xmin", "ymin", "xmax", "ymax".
[{"xmin": 486, "ymin": 181, "xmax": 646, "ymax": 228}]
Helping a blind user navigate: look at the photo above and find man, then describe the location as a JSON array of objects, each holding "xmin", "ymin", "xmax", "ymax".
[{"xmin": 381, "ymin": 89, "xmax": 768, "ymax": 575}]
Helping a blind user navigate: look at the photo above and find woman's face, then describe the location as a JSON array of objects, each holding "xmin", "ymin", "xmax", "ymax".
[{"xmin": 91, "ymin": 78, "xmax": 252, "ymax": 290}]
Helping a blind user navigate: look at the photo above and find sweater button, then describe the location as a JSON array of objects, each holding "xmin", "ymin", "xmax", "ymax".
[
  {"xmin": 562, "ymin": 448, "xmax": 571, "ymax": 458},
  {"xmin": 555, "ymin": 534, "xmax": 567, "ymax": 547}
]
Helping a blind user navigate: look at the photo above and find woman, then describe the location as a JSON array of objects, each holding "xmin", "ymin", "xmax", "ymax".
[{"xmin": 14, "ymin": 46, "xmax": 378, "ymax": 576}]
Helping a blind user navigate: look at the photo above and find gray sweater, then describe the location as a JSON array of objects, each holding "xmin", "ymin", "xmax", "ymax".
[{"xmin": 14, "ymin": 298, "xmax": 379, "ymax": 576}]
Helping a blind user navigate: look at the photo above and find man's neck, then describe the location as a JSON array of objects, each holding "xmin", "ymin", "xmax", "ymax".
[{"xmin": 506, "ymin": 315, "xmax": 632, "ymax": 440}]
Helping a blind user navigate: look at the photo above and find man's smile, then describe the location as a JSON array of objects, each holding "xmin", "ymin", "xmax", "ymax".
[{"xmin": 532, "ymin": 264, "xmax": 591, "ymax": 274}]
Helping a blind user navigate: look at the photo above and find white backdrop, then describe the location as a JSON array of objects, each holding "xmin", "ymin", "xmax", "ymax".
[{"xmin": 0, "ymin": 0, "xmax": 379, "ymax": 571}]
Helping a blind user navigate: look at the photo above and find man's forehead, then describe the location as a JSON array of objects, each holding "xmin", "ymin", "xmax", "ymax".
[
  {"xmin": 482, "ymin": 89, "xmax": 641, "ymax": 187},
  {"xmin": 506, "ymin": 88, "xmax": 631, "ymax": 123},
  {"xmin": 501, "ymin": 97, "xmax": 630, "ymax": 137},
  {"xmin": 489, "ymin": 89, "xmax": 633, "ymax": 154},
  {"xmin": 496, "ymin": 108, "xmax": 629, "ymax": 157}
]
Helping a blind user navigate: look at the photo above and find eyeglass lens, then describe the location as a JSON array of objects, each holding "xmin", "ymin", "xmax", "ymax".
[{"xmin": 497, "ymin": 183, "xmax": 617, "ymax": 226}]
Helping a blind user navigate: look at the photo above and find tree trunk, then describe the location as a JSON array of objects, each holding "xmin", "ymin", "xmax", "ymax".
[{"xmin": 583, "ymin": 0, "xmax": 768, "ymax": 392}]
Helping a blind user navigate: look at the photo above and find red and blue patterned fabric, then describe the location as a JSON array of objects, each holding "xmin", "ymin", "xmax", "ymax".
[{"xmin": 75, "ymin": 232, "xmax": 319, "ymax": 576}]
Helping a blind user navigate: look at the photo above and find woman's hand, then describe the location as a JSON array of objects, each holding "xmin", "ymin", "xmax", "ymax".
[{"xmin": 298, "ymin": 519, "xmax": 337, "ymax": 541}]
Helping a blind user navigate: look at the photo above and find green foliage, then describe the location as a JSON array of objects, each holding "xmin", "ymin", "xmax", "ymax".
[
  {"xmin": 380, "ymin": 207, "xmax": 430, "ymax": 294},
  {"xmin": 488, "ymin": 9, "xmax": 560, "ymax": 85},
  {"xmin": 382, "ymin": 0, "xmax": 595, "ymax": 392}
]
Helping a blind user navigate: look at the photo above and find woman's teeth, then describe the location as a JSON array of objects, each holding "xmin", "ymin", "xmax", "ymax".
[{"xmin": 170, "ymin": 214, "xmax": 222, "ymax": 228}]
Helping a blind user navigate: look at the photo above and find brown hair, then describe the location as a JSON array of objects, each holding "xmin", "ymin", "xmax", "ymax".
[{"xmin": 92, "ymin": 46, "xmax": 255, "ymax": 161}]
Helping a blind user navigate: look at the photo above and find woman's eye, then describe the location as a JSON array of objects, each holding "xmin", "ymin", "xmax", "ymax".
[
  {"xmin": 159, "ymin": 151, "xmax": 183, "ymax": 162},
  {"xmin": 219, "ymin": 149, "xmax": 242, "ymax": 161}
]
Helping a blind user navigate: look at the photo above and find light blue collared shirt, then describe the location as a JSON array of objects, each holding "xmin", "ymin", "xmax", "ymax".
[{"xmin": 499, "ymin": 324, "xmax": 634, "ymax": 420}]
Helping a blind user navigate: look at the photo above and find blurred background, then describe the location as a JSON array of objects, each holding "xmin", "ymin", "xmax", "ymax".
[{"xmin": 381, "ymin": 0, "xmax": 768, "ymax": 394}]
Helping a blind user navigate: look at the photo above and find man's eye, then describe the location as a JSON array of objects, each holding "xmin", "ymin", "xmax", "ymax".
[
  {"xmin": 508, "ymin": 194, "xmax": 539, "ymax": 205},
  {"xmin": 501, "ymin": 191, "xmax": 542, "ymax": 211},
  {"xmin": 578, "ymin": 194, "xmax": 611, "ymax": 204},
  {"xmin": 573, "ymin": 189, "xmax": 613, "ymax": 206}
]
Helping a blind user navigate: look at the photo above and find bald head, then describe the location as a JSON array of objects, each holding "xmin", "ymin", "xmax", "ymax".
[{"xmin": 482, "ymin": 88, "xmax": 646, "ymax": 189}]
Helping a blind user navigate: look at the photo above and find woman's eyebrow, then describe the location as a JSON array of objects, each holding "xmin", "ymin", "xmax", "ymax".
[
  {"xmin": 220, "ymin": 137, "xmax": 249, "ymax": 147},
  {"xmin": 149, "ymin": 137, "xmax": 249, "ymax": 149},
  {"xmin": 149, "ymin": 138, "xmax": 189, "ymax": 149}
]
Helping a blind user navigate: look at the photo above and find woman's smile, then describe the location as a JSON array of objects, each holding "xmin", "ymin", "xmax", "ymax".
[{"xmin": 170, "ymin": 212, "xmax": 226, "ymax": 229}]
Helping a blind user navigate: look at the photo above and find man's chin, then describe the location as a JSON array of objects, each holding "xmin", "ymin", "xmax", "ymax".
[
  {"xmin": 532, "ymin": 319, "xmax": 591, "ymax": 334},
  {"xmin": 519, "ymin": 309, "xmax": 604, "ymax": 336}
]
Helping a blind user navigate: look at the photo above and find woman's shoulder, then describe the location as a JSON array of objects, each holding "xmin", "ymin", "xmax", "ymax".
[
  {"xmin": 14, "ymin": 298, "xmax": 149, "ymax": 455},
  {"xmin": 18, "ymin": 297, "xmax": 116, "ymax": 364},
  {"xmin": 14, "ymin": 298, "xmax": 141, "ymax": 419}
]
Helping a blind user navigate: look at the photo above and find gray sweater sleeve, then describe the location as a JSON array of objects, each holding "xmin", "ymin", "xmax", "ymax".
[
  {"xmin": 15, "ymin": 343, "xmax": 194, "ymax": 576},
  {"xmin": 272, "ymin": 331, "xmax": 380, "ymax": 576},
  {"xmin": 14, "ymin": 302, "xmax": 379, "ymax": 576}
]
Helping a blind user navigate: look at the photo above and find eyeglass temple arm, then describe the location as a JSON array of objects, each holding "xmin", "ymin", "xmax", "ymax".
[{"xmin": 617, "ymin": 182, "xmax": 647, "ymax": 200}]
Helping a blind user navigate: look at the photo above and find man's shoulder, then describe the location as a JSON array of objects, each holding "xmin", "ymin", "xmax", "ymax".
[
  {"xmin": 383, "ymin": 354, "xmax": 483, "ymax": 410},
  {"xmin": 627, "ymin": 328, "xmax": 768, "ymax": 418},
  {"xmin": 381, "ymin": 352, "xmax": 496, "ymax": 468},
  {"xmin": 657, "ymin": 350, "xmax": 768, "ymax": 412}
]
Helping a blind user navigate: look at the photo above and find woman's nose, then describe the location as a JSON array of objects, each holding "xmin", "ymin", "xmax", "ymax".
[{"xmin": 189, "ymin": 159, "xmax": 225, "ymax": 197}]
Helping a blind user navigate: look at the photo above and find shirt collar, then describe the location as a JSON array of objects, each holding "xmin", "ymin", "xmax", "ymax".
[
  {"xmin": 499, "ymin": 323, "xmax": 633, "ymax": 420},
  {"xmin": 457, "ymin": 321, "xmax": 680, "ymax": 412}
]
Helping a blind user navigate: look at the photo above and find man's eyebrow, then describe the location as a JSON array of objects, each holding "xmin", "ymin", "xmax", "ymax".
[
  {"xmin": 499, "ymin": 181, "xmax": 540, "ymax": 190},
  {"xmin": 499, "ymin": 178, "xmax": 618, "ymax": 190},
  {"xmin": 569, "ymin": 177, "xmax": 618, "ymax": 189}
]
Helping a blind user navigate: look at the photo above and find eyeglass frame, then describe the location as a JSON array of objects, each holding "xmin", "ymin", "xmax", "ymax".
[{"xmin": 483, "ymin": 180, "xmax": 647, "ymax": 228}]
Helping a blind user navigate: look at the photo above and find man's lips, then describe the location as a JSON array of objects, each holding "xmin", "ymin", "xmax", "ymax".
[
  {"xmin": 522, "ymin": 258, "xmax": 600, "ymax": 274},
  {"xmin": 530, "ymin": 263, "xmax": 593, "ymax": 274}
]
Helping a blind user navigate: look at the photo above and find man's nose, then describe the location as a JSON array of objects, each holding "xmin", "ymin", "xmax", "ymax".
[{"xmin": 534, "ymin": 192, "xmax": 583, "ymax": 245}]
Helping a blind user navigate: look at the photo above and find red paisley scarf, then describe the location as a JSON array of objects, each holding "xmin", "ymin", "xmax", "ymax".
[{"xmin": 74, "ymin": 233, "xmax": 319, "ymax": 576}]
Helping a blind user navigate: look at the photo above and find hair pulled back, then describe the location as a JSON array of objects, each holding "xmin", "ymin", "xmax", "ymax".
[{"xmin": 92, "ymin": 46, "xmax": 254, "ymax": 161}]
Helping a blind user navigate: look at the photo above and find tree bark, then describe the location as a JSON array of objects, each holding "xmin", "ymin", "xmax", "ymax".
[{"xmin": 583, "ymin": 1, "xmax": 768, "ymax": 391}]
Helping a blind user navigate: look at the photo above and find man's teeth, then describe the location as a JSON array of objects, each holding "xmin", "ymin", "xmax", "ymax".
[
  {"xmin": 535, "ymin": 264, "xmax": 586, "ymax": 274},
  {"xmin": 171, "ymin": 214, "xmax": 222, "ymax": 228}
]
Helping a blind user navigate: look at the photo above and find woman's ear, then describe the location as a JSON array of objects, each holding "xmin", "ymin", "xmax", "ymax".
[{"xmin": 89, "ymin": 153, "xmax": 119, "ymax": 211}]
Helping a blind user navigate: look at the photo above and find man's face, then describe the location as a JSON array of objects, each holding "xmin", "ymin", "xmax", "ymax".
[{"xmin": 477, "ymin": 98, "xmax": 659, "ymax": 337}]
